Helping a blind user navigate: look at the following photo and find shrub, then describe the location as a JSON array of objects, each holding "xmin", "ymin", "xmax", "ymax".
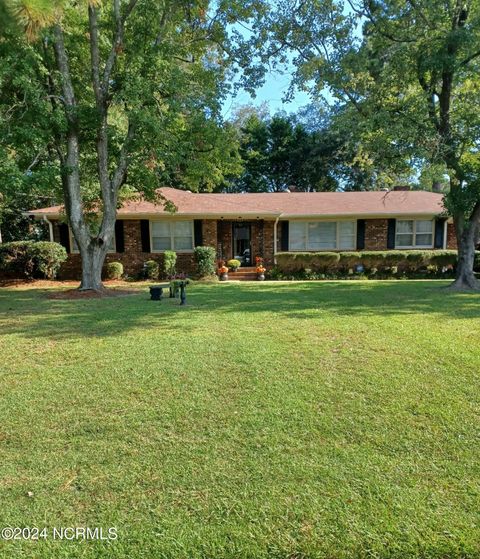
[
  {"xmin": 145, "ymin": 260, "xmax": 159, "ymax": 280},
  {"xmin": 405, "ymin": 250, "xmax": 431, "ymax": 271},
  {"xmin": 309, "ymin": 252, "xmax": 341, "ymax": 271},
  {"xmin": 275, "ymin": 249, "xmax": 466, "ymax": 277},
  {"xmin": 276, "ymin": 252, "xmax": 303, "ymax": 272},
  {"xmin": 163, "ymin": 250, "xmax": 177, "ymax": 278},
  {"xmin": 104, "ymin": 261, "xmax": 123, "ymax": 280},
  {"xmin": 359, "ymin": 251, "xmax": 387, "ymax": 271},
  {"xmin": 475, "ymin": 251, "xmax": 480, "ymax": 272},
  {"xmin": 0, "ymin": 241, "xmax": 35, "ymax": 277},
  {"xmin": 266, "ymin": 267, "xmax": 283, "ymax": 280},
  {"xmin": 383, "ymin": 251, "xmax": 407, "ymax": 268},
  {"xmin": 29, "ymin": 242, "xmax": 67, "ymax": 279},
  {"xmin": 276, "ymin": 252, "xmax": 340, "ymax": 273},
  {"xmin": 227, "ymin": 258, "xmax": 241, "ymax": 271},
  {"xmin": 194, "ymin": 246, "xmax": 216, "ymax": 277},
  {"xmin": 338, "ymin": 252, "xmax": 361, "ymax": 271},
  {"xmin": 0, "ymin": 241, "xmax": 67, "ymax": 279},
  {"xmin": 430, "ymin": 250, "xmax": 458, "ymax": 268}
]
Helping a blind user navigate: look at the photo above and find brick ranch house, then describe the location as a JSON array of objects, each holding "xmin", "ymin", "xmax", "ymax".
[{"xmin": 27, "ymin": 186, "xmax": 456, "ymax": 279}]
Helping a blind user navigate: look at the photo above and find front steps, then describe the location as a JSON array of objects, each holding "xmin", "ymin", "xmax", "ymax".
[{"xmin": 227, "ymin": 267, "xmax": 258, "ymax": 281}]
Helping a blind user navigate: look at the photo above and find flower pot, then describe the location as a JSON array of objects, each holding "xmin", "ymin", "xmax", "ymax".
[
  {"xmin": 220, "ymin": 273, "xmax": 229, "ymax": 281},
  {"xmin": 257, "ymin": 273, "xmax": 265, "ymax": 281}
]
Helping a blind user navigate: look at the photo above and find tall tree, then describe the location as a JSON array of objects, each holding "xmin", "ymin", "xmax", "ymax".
[
  {"xmin": 0, "ymin": 0, "xmax": 262, "ymax": 289},
  {"xmin": 230, "ymin": 110, "xmax": 347, "ymax": 192},
  {"xmin": 260, "ymin": 0, "xmax": 480, "ymax": 290}
]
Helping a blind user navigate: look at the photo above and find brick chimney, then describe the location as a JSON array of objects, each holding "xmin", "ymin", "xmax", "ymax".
[{"xmin": 393, "ymin": 185, "xmax": 410, "ymax": 191}]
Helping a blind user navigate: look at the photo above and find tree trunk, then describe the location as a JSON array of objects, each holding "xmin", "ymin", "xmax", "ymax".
[
  {"xmin": 449, "ymin": 224, "xmax": 479, "ymax": 290},
  {"xmin": 79, "ymin": 243, "xmax": 108, "ymax": 291}
]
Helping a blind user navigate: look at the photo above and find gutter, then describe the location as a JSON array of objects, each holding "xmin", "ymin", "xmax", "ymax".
[
  {"xmin": 25, "ymin": 211, "xmax": 454, "ymax": 223},
  {"xmin": 273, "ymin": 214, "xmax": 282, "ymax": 265},
  {"xmin": 43, "ymin": 215, "xmax": 54, "ymax": 242}
]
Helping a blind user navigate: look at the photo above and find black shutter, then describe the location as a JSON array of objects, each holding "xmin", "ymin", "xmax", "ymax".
[
  {"xmin": 387, "ymin": 219, "xmax": 396, "ymax": 249},
  {"xmin": 115, "ymin": 220, "xmax": 125, "ymax": 253},
  {"xmin": 356, "ymin": 219, "xmax": 366, "ymax": 250},
  {"xmin": 434, "ymin": 217, "xmax": 446, "ymax": 249},
  {"xmin": 58, "ymin": 223, "xmax": 71, "ymax": 253},
  {"xmin": 140, "ymin": 220, "xmax": 151, "ymax": 253},
  {"xmin": 194, "ymin": 220, "xmax": 203, "ymax": 247},
  {"xmin": 280, "ymin": 221, "xmax": 289, "ymax": 251}
]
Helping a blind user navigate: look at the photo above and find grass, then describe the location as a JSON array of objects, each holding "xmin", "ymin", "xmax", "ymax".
[{"xmin": 0, "ymin": 280, "xmax": 479, "ymax": 559}]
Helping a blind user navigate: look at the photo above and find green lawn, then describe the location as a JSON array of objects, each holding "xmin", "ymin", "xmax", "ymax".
[{"xmin": 0, "ymin": 280, "xmax": 479, "ymax": 559}]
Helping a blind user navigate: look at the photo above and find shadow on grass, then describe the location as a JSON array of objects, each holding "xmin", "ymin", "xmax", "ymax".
[{"xmin": 0, "ymin": 280, "xmax": 478, "ymax": 340}]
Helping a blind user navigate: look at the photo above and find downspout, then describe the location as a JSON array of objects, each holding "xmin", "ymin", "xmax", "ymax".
[
  {"xmin": 43, "ymin": 215, "xmax": 54, "ymax": 242},
  {"xmin": 444, "ymin": 220, "xmax": 448, "ymax": 250},
  {"xmin": 273, "ymin": 214, "xmax": 282, "ymax": 265}
]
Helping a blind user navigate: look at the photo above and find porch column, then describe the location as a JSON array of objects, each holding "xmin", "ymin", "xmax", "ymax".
[{"xmin": 202, "ymin": 219, "xmax": 218, "ymax": 253}]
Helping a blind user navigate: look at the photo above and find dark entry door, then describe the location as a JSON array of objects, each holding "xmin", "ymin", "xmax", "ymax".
[{"xmin": 232, "ymin": 222, "xmax": 252, "ymax": 267}]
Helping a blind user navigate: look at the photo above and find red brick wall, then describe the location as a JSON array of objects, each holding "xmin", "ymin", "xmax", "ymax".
[
  {"xmin": 447, "ymin": 222, "xmax": 457, "ymax": 249},
  {"xmin": 50, "ymin": 216, "xmax": 457, "ymax": 280},
  {"xmin": 54, "ymin": 219, "xmax": 201, "ymax": 280},
  {"xmin": 217, "ymin": 221, "xmax": 232, "ymax": 262},
  {"xmin": 364, "ymin": 219, "xmax": 389, "ymax": 250},
  {"xmin": 263, "ymin": 220, "xmax": 275, "ymax": 266},
  {"xmin": 202, "ymin": 219, "xmax": 218, "ymax": 251}
]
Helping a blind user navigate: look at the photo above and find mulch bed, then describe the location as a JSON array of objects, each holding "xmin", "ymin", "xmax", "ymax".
[{"xmin": 0, "ymin": 279, "xmax": 141, "ymax": 299}]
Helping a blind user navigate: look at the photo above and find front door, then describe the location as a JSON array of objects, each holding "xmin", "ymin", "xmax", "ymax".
[{"xmin": 232, "ymin": 222, "xmax": 252, "ymax": 267}]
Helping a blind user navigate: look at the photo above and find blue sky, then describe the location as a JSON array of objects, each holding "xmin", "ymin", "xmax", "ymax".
[
  {"xmin": 222, "ymin": 68, "xmax": 312, "ymax": 119},
  {"xmin": 220, "ymin": 2, "xmax": 361, "ymax": 120}
]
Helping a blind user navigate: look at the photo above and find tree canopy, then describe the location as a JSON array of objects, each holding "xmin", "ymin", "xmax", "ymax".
[
  {"xmin": 0, "ymin": 0, "xmax": 267, "ymax": 287},
  {"xmin": 256, "ymin": 0, "xmax": 480, "ymax": 288}
]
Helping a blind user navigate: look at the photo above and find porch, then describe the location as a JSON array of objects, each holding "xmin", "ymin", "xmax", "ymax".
[{"xmin": 214, "ymin": 219, "xmax": 276, "ymax": 268}]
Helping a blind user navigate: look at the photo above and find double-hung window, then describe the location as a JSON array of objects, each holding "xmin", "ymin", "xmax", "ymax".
[
  {"xmin": 151, "ymin": 220, "xmax": 194, "ymax": 252},
  {"xmin": 395, "ymin": 220, "xmax": 433, "ymax": 248},
  {"xmin": 289, "ymin": 221, "xmax": 356, "ymax": 251}
]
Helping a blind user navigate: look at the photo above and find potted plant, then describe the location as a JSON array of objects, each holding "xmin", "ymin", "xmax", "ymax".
[
  {"xmin": 218, "ymin": 261, "xmax": 229, "ymax": 281},
  {"xmin": 227, "ymin": 258, "xmax": 241, "ymax": 272},
  {"xmin": 256, "ymin": 256, "xmax": 266, "ymax": 281}
]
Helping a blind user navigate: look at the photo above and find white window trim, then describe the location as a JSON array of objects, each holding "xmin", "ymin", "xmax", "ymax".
[
  {"xmin": 288, "ymin": 220, "xmax": 357, "ymax": 251},
  {"xmin": 395, "ymin": 219, "xmax": 434, "ymax": 249},
  {"xmin": 149, "ymin": 220, "xmax": 195, "ymax": 253},
  {"xmin": 69, "ymin": 228, "xmax": 116, "ymax": 254}
]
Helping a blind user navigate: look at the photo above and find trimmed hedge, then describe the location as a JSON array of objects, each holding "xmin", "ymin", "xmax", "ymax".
[
  {"xmin": 194, "ymin": 246, "xmax": 216, "ymax": 278},
  {"xmin": 163, "ymin": 250, "xmax": 177, "ymax": 278},
  {"xmin": 145, "ymin": 260, "xmax": 159, "ymax": 280},
  {"xmin": 276, "ymin": 250, "xmax": 464, "ymax": 274},
  {"xmin": 276, "ymin": 252, "xmax": 340, "ymax": 272},
  {"xmin": 0, "ymin": 241, "xmax": 67, "ymax": 279},
  {"xmin": 104, "ymin": 261, "xmax": 123, "ymax": 280}
]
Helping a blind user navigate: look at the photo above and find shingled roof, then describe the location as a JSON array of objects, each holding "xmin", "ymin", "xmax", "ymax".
[{"xmin": 28, "ymin": 187, "xmax": 445, "ymax": 219}]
